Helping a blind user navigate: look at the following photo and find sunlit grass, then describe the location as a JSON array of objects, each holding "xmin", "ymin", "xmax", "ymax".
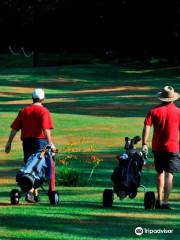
[{"xmin": 0, "ymin": 63, "xmax": 179, "ymax": 239}]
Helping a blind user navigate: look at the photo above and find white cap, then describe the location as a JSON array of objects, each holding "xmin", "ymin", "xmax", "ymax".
[{"xmin": 32, "ymin": 88, "xmax": 45, "ymax": 100}]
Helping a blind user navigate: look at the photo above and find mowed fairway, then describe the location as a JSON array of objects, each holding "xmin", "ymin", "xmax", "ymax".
[{"xmin": 0, "ymin": 63, "xmax": 180, "ymax": 239}]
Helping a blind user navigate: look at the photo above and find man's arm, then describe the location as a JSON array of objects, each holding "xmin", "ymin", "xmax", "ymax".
[
  {"xmin": 44, "ymin": 129, "xmax": 56, "ymax": 150},
  {"xmin": 5, "ymin": 129, "xmax": 18, "ymax": 153},
  {"xmin": 142, "ymin": 125, "xmax": 151, "ymax": 145},
  {"xmin": 44, "ymin": 129, "xmax": 53, "ymax": 145},
  {"xmin": 141, "ymin": 124, "xmax": 151, "ymax": 157}
]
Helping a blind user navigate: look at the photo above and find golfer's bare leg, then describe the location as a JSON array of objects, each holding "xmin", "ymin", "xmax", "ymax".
[
  {"xmin": 163, "ymin": 172, "xmax": 173, "ymax": 204},
  {"xmin": 157, "ymin": 171, "xmax": 165, "ymax": 202}
]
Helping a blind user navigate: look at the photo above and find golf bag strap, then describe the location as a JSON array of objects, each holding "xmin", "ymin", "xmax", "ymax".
[{"xmin": 30, "ymin": 148, "xmax": 46, "ymax": 174}]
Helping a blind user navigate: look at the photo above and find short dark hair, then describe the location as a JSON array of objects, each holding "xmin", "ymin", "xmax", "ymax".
[{"xmin": 32, "ymin": 98, "xmax": 42, "ymax": 103}]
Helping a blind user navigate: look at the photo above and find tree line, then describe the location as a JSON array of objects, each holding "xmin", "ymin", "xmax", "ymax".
[{"xmin": 0, "ymin": 0, "xmax": 180, "ymax": 60}]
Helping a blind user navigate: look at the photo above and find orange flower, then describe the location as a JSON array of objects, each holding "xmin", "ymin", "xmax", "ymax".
[
  {"xmin": 59, "ymin": 160, "xmax": 65, "ymax": 165},
  {"xmin": 91, "ymin": 155, "xmax": 97, "ymax": 161}
]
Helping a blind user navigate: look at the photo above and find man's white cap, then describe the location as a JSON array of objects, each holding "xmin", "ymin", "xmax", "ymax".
[{"xmin": 32, "ymin": 88, "xmax": 45, "ymax": 100}]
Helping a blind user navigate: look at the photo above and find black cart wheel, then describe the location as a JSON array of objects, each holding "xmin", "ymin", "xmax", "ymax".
[
  {"xmin": 103, "ymin": 189, "xmax": 114, "ymax": 208},
  {"xmin": 48, "ymin": 191, "xmax": 59, "ymax": 205},
  {"xmin": 129, "ymin": 189, "xmax": 137, "ymax": 199},
  {"xmin": 10, "ymin": 189, "xmax": 21, "ymax": 205},
  {"xmin": 144, "ymin": 191, "xmax": 155, "ymax": 209}
]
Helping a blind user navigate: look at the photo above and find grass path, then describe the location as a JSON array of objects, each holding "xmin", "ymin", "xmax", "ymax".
[{"xmin": 0, "ymin": 63, "xmax": 179, "ymax": 239}]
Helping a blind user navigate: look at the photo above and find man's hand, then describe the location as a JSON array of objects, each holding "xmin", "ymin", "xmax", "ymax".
[
  {"xmin": 46, "ymin": 143, "xmax": 56, "ymax": 151},
  {"xmin": 141, "ymin": 144, "xmax": 148, "ymax": 155},
  {"xmin": 50, "ymin": 143, "xmax": 56, "ymax": 150},
  {"xmin": 5, "ymin": 142, "xmax": 11, "ymax": 153},
  {"xmin": 141, "ymin": 144, "xmax": 148, "ymax": 165}
]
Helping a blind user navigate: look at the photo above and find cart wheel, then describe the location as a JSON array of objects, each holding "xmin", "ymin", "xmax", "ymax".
[
  {"xmin": 144, "ymin": 191, "xmax": 155, "ymax": 209},
  {"xmin": 49, "ymin": 191, "xmax": 59, "ymax": 205},
  {"xmin": 10, "ymin": 189, "xmax": 21, "ymax": 205},
  {"xmin": 129, "ymin": 189, "xmax": 137, "ymax": 199},
  {"xmin": 103, "ymin": 189, "xmax": 114, "ymax": 208},
  {"xmin": 119, "ymin": 191, "xmax": 127, "ymax": 200}
]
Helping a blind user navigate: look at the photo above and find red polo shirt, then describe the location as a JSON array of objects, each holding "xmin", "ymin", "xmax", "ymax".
[
  {"xmin": 11, "ymin": 104, "xmax": 53, "ymax": 140},
  {"xmin": 144, "ymin": 103, "xmax": 180, "ymax": 152}
]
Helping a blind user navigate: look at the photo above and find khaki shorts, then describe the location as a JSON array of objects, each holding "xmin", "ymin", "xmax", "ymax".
[{"xmin": 153, "ymin": 151, "xmax": 180, "ymax": 173}]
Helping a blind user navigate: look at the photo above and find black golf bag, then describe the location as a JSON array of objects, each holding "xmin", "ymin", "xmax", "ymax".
[
  {"xmin": 103, "ymin": 136, "xmax": 155, "ymax": 209},
  {"xmin": 111, "ymin": 136, "xmax": 144, "ymax": 199}
]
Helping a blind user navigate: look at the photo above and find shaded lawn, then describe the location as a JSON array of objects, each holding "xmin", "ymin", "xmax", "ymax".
[
  {"xmin": 0, "ymin": 62, "xmax": 180, "ymax": 239},
  {"xmin": 0, "ymin": 186, "xmax": 179, "ymax": 240}
]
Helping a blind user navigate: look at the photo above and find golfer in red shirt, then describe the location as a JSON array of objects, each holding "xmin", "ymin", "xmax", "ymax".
[
  {"xmin": 142, "ymin": 86, "xmax": 180, "ymax": 209},
  {"xmin": 5, "ymin": 88, "xmax": 55, "ymax": 202}
]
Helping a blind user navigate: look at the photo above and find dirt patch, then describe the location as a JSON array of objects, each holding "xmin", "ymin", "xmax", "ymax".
[
  {"xmin": 40, "ymin": 77, "xmax": 84, "ymax": 87},
  {"xmin": 0, "ymin": 177, "xmax": 14, "ymax": 185},
  {"xmin": 74, "ymin": 86, "xmax": 153, "ymax": 94},
  {"xmin": 0, "ymin": 87, "xmax": 32, "ymax": 95},
  {"xmin": 4, "ymin": 99, "xmax": 32, "ymax": 105}
]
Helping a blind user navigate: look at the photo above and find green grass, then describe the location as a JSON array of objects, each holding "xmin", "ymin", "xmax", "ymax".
[{"xmin": 0, "ymin": 60, "xmax": 180, "ymax": 239}]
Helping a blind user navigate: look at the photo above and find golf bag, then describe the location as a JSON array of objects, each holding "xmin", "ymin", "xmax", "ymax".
[
  {"xmin": 103, "ymin": 136, "xmax": 155, "ymax": 209},
  {"xmin": 16, "ymin": 147, "xmax": 52, "ymax": 193},
  {"xmin": 10, "ymin": 145, "xmax": 59, "ymax": 205},
  {"xmin": 111, "ymin": 136, "xmax": 144, "ymax": 199}
]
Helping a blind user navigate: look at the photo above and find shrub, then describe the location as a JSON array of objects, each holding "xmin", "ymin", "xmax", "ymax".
[
  {"xmin": 56, "ymin": 139, "xmax": 103, "ymax": 186},
  {"xmin": 58, "ymin": 167, "xmax": 79, "ymax": 186}
]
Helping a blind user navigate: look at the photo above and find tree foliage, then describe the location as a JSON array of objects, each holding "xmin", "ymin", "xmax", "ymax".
[{"xmin": 0, "ymin": 0, "xmax": 180, "ymax": 58}]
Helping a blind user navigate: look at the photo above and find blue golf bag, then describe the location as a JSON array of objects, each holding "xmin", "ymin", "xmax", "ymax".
[
  {"xmin": 10, "ymin": 145, "xmax": 59, "ymax": 205},
  {"xmin": 16, "ymin": 149, "xmax": 51, "ymax": 192}
]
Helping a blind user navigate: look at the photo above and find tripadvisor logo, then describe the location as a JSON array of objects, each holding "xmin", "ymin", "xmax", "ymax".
[
  {"xmin": 135, "ymin": 227, "xmax": 174, "ymax": 235},
  {"xmin": 135, "ymin": 227, "xmax": 143, "ymax": 236}
]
